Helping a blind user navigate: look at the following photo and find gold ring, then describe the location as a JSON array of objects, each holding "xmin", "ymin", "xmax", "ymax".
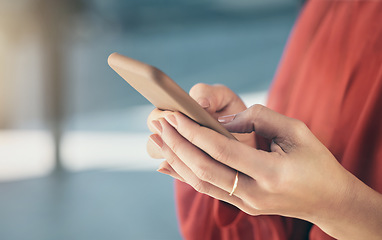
[{"xmin": 229, "ymin": 171, "xmax": 239, "ymax": 196}]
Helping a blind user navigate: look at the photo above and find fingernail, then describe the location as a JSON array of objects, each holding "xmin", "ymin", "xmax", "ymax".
[
  {"xmin": 149, "ymin": 134, "xmax": 163, "ymax": 149},
  {"xmin": 197, "ymin": 98, "xmax": 210, "ymax": 108},
  {"xmin": 157, "ymin": 167, "xmax": 171, "ymax": 175},
  {"xmin": 151, "ymin": 120, "xmax": 162, "ymax": 133},
  {"xmin": 165, "ymin": 115, "xmax": 177, "ymax": 128},
  {"xmin": 218, "ymin": 114, "xmax": 236, "ymax": 123}
]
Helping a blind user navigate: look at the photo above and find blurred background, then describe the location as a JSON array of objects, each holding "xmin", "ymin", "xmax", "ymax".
[{"xmin": 0, "ymin": 0, "xmax": 302, "ymax": 239}]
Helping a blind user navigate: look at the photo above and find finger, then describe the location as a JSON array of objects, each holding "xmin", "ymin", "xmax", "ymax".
[
  {"xmin": 189, "ymin": 83, "xmax": 254, "ymax": 145},
  {"xmin": 157, "ymin": 160, "xmax": 185, "ymax": 182},
  {"xmin": 218, "ymin": 104, "xmax": 292, "ymax": 138},
  {"xmin": 158, "ymin": 118, "xmax": 253, "ymax": 198},
  {"xmin": 163, "ymin": 113, "xmax": 275, "ymax": 179},
  {"xmin": 218, "ymin": 104, "xmax": 303, "ymax": 151},
  {"xmin": 147, "ymin": 110, "xmax": 174, "ymax": 158},
  {"xmin": 147, "ymin": 108, "xmax": 173, "ymax": 133},
  {"xmin": 158, "ymin": 134, "xmax": 247, "ymax": 208},
  {"xmin": 149, "ymin": 134, "xmax": 188, "ymax": 182},
  {"xmin": 189, "ymin": 83, "xmax": 246, "ymax": 117},
  {"xmin": 147, "ymin": 135, "xmax": 164, "ymax": 159}
]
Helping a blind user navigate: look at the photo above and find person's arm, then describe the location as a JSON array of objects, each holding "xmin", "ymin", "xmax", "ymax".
[
  {"xmin": 149, "ymin": 103, "xmax": 382, "ymax": 240},
  {"xmin": 312, "ymin": 174, "xmax": 382, "ymax": 240}
]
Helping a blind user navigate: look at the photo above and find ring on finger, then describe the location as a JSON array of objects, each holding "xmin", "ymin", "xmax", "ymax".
[{"xmin": 229, "ymin": 171, "xmax": 239, "ymax": 196}]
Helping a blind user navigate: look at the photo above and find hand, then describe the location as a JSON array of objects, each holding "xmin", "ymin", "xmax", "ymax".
[
  {"xmin": 148, "ymin": 104, "xmax": 376, "ymax": 239},
  {"xmin": 146, "ymin": 83, "xmax": 255, "ymax": 163}
]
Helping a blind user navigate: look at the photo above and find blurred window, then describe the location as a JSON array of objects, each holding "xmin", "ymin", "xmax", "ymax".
[{"xmin": 0, "ymin": 0, "xmax": 300, "ymax": 180}]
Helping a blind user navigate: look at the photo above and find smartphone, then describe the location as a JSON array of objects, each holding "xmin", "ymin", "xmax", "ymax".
[{"xmin": 108, "ymin": 52, "xmax": 236, "ymax": 140}]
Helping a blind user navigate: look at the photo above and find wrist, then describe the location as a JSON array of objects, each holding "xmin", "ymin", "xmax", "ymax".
[
  {"xmin": 309, "ymin": 171, "xmax": 382, "ymax": 240},
  {"xmin": 310, "ymin": 171, "xmax": 357, "ymax": 238}
]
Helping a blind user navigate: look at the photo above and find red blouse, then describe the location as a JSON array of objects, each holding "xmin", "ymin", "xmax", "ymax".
[{"xmin": 175, "ymin": 0, "xmax": 382, "ymax": 239}]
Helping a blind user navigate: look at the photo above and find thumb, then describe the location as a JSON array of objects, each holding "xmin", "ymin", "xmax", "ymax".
[
  {"xmin": 189, "ymin": 83, "xmax": 246, "ymax": 117},
  {"xmin": 218, "ymin": 104, "xmax": 297, "ymax": 141}
]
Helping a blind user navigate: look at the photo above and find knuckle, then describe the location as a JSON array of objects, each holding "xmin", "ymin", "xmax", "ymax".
[
  {"xmin": 162, "ymin": 148, "xmax": 176, "ymax": 165},
  {"xmin": 213, "ymin": 84, "xmax": 228, "ymax": 91},
  {"xmin": 147, "ymin": 109, "xmax": 167, "ymax": 131},
  {"xmin": 262, "ymin": 174, "xmax": 283, "ymax": 194},
  {"xmin": 161, "ymin": 142, "xmax": 179, "ymax": 166},
  {"xmin": 189, "ymin": 83, "xmax": 210, "ymax": 96},
  {"xmin": 260, "ymin": 160, "xmax": 285, "ymax": 193},
  {"xmin": 247, "ymin": 192, "xmax": 274, "ymax": 212},
  {"xmin": 165, "ymin": 155, "xmax": 176, "ymax": 165},
  {"xmin": 146, "ymin": 111, "xmax": 157, "ymax": 130},
  {"xmin": 185, "ymin": 129, "xmax": 196, "ymax": 144},
  {"xmin": 248, "ymin": 104, "xmax": 265, "ymax": 124},
  {"xmin": 173, "ymin": 113, "xmax": 195, "ymax": 139},
  {"xmin": 290, "ymin": 119, "xmax": 309, "ymax": 139},
  {"xmin": 194, "ymin": 164, "xmax": 214, "ymax": 183},
  {"xmin": 213, "ymin": 144, "xmax": 230, "ymax": 164},
  {"xmin": 249, "ymin": 104, "xmax": 265, "ymax": 117},
  {"xmin": 162, "ymin": 154, "xmax": 174, "ymax": 166},
  {"xmin": 193, "ymin": 179, "xmax": 209, "ymax": 194},
  {"xmin": 167, "ymin": 140, "xmax": 181, "ymax": 155},
  {"xmin": 245, "ymin": 176, "xmax": 284, "ymax": 212},
  {"xmin": 146, "ymin": 141, "xmax": 163, "ymax": 159}
]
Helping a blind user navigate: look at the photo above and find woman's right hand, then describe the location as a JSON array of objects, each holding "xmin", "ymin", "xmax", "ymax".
[{"xmin": 146, "ymin": 83, "xmax": 255, "ymax": 160}]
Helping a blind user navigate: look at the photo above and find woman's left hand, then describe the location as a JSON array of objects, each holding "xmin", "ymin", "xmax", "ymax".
[
  {"xmin": 148, "ymin": 104, "xmax": 368, "ymax": 239},
  {"xmin": 151, "ymin": 105, "xmax": 382, "ymax": 239}
]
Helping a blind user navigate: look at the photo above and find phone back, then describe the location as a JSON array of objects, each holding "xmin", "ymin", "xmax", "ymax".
[{"xmin": 108, "ymin": 52, "xmax": 235, "ymax": 140}]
